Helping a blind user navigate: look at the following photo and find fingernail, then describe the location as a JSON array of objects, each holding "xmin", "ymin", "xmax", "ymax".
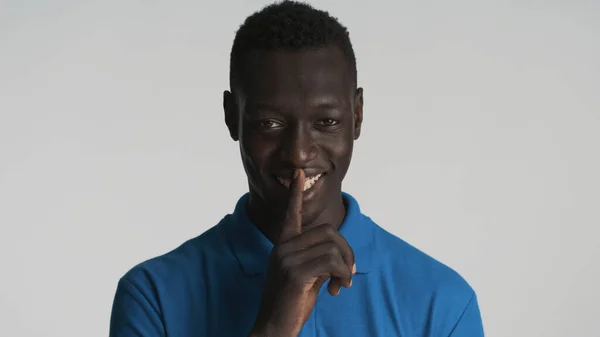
[
  {"xmin": 352, "ymin": 263, "xmax": 357, "ymax": 274},
  {"xmin": 349, "ymin": 279, "xmax": 353, "ymax": 287},
  {"xmin": 335, "ymin": 288, "xmax": 341, "ymax": 296},
  {"xmin": 293, "ymin": 169, "xmax": 300, "ymax": 179}
]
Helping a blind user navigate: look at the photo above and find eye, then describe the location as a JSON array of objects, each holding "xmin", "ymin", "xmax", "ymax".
[
  {"xmin": 316, "ymin": 118, "xmax": 339, "ymax": 126},
  {"xmin": 259, "ymin": 120, "xmax": 283, "ymax": 129}
]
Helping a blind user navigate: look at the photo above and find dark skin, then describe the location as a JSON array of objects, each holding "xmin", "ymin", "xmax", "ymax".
[{"xmin": 223, "ymin": 45, "xmax": 364, "ymax": 337}]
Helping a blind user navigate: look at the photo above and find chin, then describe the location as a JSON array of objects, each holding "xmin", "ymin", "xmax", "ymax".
[{"xmin": 299, "ymin": 206, "xmax": 327, "ymax": 228}]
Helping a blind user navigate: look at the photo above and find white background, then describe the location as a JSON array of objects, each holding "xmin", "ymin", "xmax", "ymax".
[{"xmin": 1, "ymin": 1, "xmax": 598, "ymax": 336}]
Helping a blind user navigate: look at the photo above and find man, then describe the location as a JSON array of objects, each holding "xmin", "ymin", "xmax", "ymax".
[{"xmin": 109, "ymin": 1, "xmax": 485, "ymax": 336}]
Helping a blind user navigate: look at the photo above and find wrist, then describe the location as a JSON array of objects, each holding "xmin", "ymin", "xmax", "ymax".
[{"xmin": 249, "ymin": 323, "xmax": 295, "ymax": 337}]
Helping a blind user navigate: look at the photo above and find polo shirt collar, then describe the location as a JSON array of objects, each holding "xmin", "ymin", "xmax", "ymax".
[{"xmin": 225, "ymin": 192, "xmax": 375, "ymax": 276}]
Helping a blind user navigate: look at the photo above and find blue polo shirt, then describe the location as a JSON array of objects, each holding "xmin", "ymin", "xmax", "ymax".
[{"xmin": 109, "ymin": 193, "xmax": 484, "ymax": 336}]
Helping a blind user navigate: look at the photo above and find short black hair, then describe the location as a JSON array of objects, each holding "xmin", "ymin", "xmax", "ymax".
[{"xmin": 229, "ymin": 0, "xmax": 357, "ymax": 91}]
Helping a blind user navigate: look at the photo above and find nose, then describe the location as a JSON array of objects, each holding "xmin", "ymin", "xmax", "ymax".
[{"xmin": 280, "ymin": 124, "xmax": 318, "ymax": 167}]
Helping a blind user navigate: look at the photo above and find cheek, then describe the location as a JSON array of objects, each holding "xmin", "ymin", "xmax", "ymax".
[
  {"xmin": 322, "ymin": 136, "xmax": 353, "ymax": 169},
  {"xmin": 240, "ymin": 133, "xmax": 274, "ymax": 175},
  {"xmin": 323, "ymin": 129, "xmax": 353, "ymax": 155}
]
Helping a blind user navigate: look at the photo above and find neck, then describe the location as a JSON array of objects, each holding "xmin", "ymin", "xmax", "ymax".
[{"xmin": 247, "ymin": 192, "xmax": 347, "ymax": 243}]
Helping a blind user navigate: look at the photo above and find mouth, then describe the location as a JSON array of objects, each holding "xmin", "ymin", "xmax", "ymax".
[{"xmin": 276, "ymin": 173, "xmax": 324, "ymax": 192}]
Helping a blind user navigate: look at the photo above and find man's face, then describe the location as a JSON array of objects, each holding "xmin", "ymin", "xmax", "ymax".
[{"xmin": 224, "ymin": 46, "xmax": 363, "ymax": 225}]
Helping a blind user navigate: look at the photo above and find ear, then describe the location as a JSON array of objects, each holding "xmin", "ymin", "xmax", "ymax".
[
  {"xmin": 353, "ymin": 87, "xmax": 364, "ymax": 140},
  {"xmin": 223, "ymin": 90, "xmax": 239, "ymax": 141}
]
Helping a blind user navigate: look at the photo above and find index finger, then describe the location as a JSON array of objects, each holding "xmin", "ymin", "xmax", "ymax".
[{"xmin": 279, "ymin": 168, "xmax": 305, "ymax": 243}]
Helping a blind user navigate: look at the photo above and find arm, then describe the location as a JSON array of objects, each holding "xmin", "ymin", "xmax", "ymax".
[
  {"xmin": 448, "ymin": 293, "xmax": 485, "ymax": 337},
  {"xmin": 109, "ymin": 278, "xmax": 165, "ymax": 337}
]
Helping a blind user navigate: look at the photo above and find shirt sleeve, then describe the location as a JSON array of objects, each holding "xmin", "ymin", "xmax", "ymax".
[
  {"xmin": 109, "ymin": 277, "xmax": 165, "ymax": 337},
  {"xmin": 448, "ymin": 292, "xmax": 485, "ymax": 337}
]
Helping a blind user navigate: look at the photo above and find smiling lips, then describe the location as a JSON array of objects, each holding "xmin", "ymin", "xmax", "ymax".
[{"xmin": 277, "ymin": 173, "xmax": 323, "ymax": 192}]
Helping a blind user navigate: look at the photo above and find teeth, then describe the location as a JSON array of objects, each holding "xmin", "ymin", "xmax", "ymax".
[
  {"xmin": 302, "ymin": 173, "xmax": 322, "ymax": 191},
  {"xmin": 277, "ymin": 173, "xmax": 323, "ymax": 191}
]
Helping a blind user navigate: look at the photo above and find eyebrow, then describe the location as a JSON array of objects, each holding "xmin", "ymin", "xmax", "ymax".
[
  {"xmin": 312, "ymin": 101, "xmax": 341, "ymax": 110},
  {"xmin": 308, "ymin": 96, "xmax": 342, "ymax": 109},
  {"xmin": 249, "ymin": 98, "xmax": 342, "ymax": 111},
  {"xmin": 250, "ymin": 102, "xmax": 279, "ymax": 110}
]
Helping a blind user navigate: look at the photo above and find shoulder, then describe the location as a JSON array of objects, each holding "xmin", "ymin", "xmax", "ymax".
[
  {"xmin": 118, "ymin": 216, "xmax": 232, "ymax": 291},
  {"xmin": 369, "ymin": 215, "xmax": 474, "ymax": 295},
  {"xmin": 365, "ymin": 216, "xmax": 482, "ymax": 334},
  {"xmin": 109, "ymin": 217, "xmax": 236, "ymax": 335}
]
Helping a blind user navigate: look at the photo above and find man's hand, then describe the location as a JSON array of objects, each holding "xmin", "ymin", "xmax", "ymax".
[{"xmin": 249, "ymin": 169, "xmax": 356, "ymax": 337}]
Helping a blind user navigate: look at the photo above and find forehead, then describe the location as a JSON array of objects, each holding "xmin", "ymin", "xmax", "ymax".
[{"xmin": 240, "ymin": 46, "xmax": 353, "ymax": 105}]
